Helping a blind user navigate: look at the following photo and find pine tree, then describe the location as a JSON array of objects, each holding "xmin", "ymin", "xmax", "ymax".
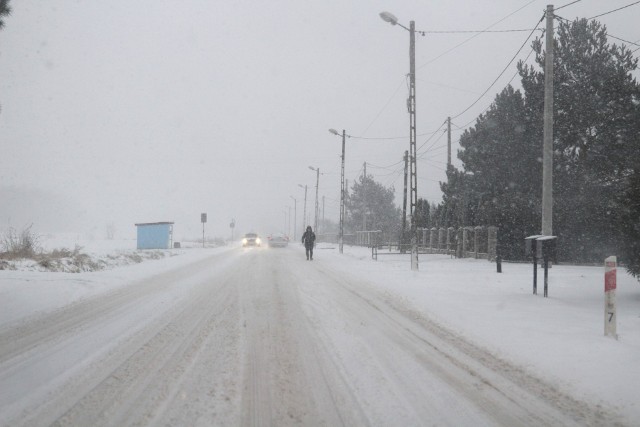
[
  {"xmin": 449, "ymin": 86, "xmax": 541, "ymax": 258},
  {"xmin": 345, "ymin": 175, "xmax": 401, "ymax": 241},
  {"xmin": 0, "ymin": 0, "xmax": 10, "ymax": 30},
  {"xmin": 518, "ymin": 18, "xmax": 640, "ymax": 264}
]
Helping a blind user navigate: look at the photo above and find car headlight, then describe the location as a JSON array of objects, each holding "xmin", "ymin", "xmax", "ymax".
[
  {"xmin": 256, "ymin": 238, "xmax": 262, "ymax": 245},
  {"xmin": 242, "ymin": 238, "xmax": 247, "ymax": 244}
]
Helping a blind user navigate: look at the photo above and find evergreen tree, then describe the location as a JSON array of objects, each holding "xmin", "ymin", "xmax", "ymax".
[
  {"xmin": 0, "ymin": 0, "xmax": 9, "ymax": 30},
  {"xmin": 345, "ymin": 175, "xmax": 401, "ymax": 241},
  {"xmin": 414, "ymin": 198, "xmax": 431, "ymax": 228},
  {"xmin": 449, "ymin": 86, "xmax": 541, "ymax": 258},
  {"xmin": 518, "ymin": 18, "xmax": 640, "ymax": 263}
]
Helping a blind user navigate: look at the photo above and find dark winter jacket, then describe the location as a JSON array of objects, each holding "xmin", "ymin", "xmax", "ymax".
[{"xmin": 301, "ymin": 230, "xmax": 316, "ymax": 248}]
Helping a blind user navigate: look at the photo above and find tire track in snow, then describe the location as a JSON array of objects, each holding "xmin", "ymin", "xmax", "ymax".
[
  {"xmin": 0, "ymin": 250, "xmax": 241, "ymax": 426},
  {"xmin": 303, "ymin": 260, "xmax": 624, "ymax": 426}
]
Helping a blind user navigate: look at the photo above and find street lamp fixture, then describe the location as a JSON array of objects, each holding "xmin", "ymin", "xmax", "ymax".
[
  {"xmin": 380, "ymin": 10, "xmax": 419, "ymax": 271},
  {"xmin": 379, "ymin": 11, "xmax": 397, "ymax": 26}
]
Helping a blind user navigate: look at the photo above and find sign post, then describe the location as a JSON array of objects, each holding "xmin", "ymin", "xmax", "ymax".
[
  {"xmin": 525, "ymin": 235, "xmax": 543, "ymax": 294},
  {"xmin": 604, "ymin": 256, "xmax": 617, "ymax": 339},
  {"xmin": 201, "ymin": 213, "xmax": 207, "ymax": 248}
]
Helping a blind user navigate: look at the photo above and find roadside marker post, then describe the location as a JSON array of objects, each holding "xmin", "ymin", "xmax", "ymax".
[{"xmin": 604, "ymin": 256, "xmax": 618, "ymax": 339}]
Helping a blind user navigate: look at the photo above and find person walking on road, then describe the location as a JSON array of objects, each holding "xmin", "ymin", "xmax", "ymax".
[{"xmin": 301, "ymin": 225, "xmax": 316, "ymax": 260}]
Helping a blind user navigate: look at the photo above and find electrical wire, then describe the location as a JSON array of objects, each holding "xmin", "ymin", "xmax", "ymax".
[
  {"xmin": 381, "ymin": 165, "xmax": 406, "ymax": 188},
  {"xmin": 418, "ymin": 28, "xmax": 542, "ymax": 34},
  {"xmin": 355, "ymin": 25, "xmax": 501, "ymax": 145},
  {"xmin": 556, "ymin": 0, "xmax": 583, "ymax": 11},
  {"xmin": 367, "ymin": 159, "xmax": 405, "ymax": 170},
  {"xmin": 450, "ymin": 12, "xmax": 546, "ymax": 121},
  {"xmin": 587, "ymin": 1, "xmax": 640, "ymax": 20},
  {"xmin": 358, "ymin": 78, "xmax": 405, "ymax": 137},
  {"xmin": 418, "ymin": 160, "xmax": 447, "ymax": 172},
  {"xmin": 416, "ymin": 120, "xmax": 448, "ymax": 153},
  {"xmin": 351, "ymin": 127, "xmax": 447, "ymax": 141},
  {"xmin": 607, "ymin": 34, "xmax": 640, "ymax": 48},
  {"xmin": 417, "ymin": 126, "xmax": 447, "ymax": 159},
  {"xmin": 451, "ymin": 25, "xmax": 542, "ymax": 132},
  {"xmin": 416, "ymin": 0, "xmax": 538, "ymax": 71},
  {"xmin": 452, "ymin": 43, "xmax": 534, "ymax": 130}
]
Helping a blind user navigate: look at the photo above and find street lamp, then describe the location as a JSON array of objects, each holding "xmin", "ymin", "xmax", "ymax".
[
  {"xmin": 380, "ymin": 10, "xmax": 419, "ymax": 271},
  {"xmin": 290, "ymin": 195, "xmax": 297, "ymax": 240},
  {"xmin": 329, "ymin": 128, "xmax": 348, "ymax": 254},
  {"xmin": 308, "ymin": 166, "xmax": 320, "ymax": 235},
  {"xmin": 298, "ymin": 184, "xmax": 308, "ymax": 236}
]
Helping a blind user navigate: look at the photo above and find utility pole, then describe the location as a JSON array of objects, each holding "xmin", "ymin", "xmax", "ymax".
[
  {"xmin": 362, "ymin": 162, "xmax": 367, "ymax": 232},
  {"xmin": 329, "ymin": 128, "xmax": 347, "ymax": 254},
  {"xmin": 408, "ymin": 20, "xmax": 419, "ymax": 270},
  {"xmin": 380, "ymin": 12, "xmax": 419, "ymax": 270},
  {"xmin": 447, "ymin": 116, "xmax": 452, "ymax": 167},
  {"xmin": 541, "ymin": 4, "xmax": 554, "ymax": 236},
  {"xmin": 345, "ymin": 179, "xmax": 348, "ymax": 236},
  {"xmin": 309, "ymin": 167, "xmax": 320, "ymax": 234},
  {"xmin": 290, "ymin": 196, "xmax": 297, "ymax": 240},
  {"xmin": 299, "ymin": 184, "xmax": 308, "ymax": 234},
  {"xmin": 402, "ymin": 150, "xmax": 408, "ymax": 253},
  {"xmin": 320, "ymin": 195, "xmax": 325, "ymax": 240},
  {"xmin": 315, "ymin": 169, "xmax": 320, "ymax": 233},
  {"xmin": 340, "ymin": 130, "xmax": 346, "ymax": 253}
]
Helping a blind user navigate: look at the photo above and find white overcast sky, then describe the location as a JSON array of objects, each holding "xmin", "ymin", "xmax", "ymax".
[{"xmin": 1, "ymin": 0, "xmax": 638, "ymax": 239}]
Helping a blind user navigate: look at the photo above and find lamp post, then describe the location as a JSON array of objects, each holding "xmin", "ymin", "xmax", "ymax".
[
  {"xmin": 298, "ymin": 184, "xmax": 308, "ymax": 236},
  {"xmin": 329, "ymin": 128, "xmax": 348, "ymax": 254},
  {"xmin": 308, "ymin": 166, "xmax": 320, "ymax": 235},
  {"xmin": 380, "ymin": 11, "xmax": 419, "ymax": 271},
  {"xmin": 290, "ymin": 195, "xmax": 297, "ymax": 240}
]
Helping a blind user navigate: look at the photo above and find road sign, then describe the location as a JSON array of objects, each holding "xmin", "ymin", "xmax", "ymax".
[{"xmin": 201, "ymin": 213, "xmax": 207, "ymax": 223}]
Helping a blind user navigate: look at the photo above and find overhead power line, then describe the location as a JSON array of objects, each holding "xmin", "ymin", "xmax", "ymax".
[
  {"xmin": 417, "ymin": 28, "xmax": 542, "ymax": 34},
  {"xmin": 358, "ymin": 77, "xmax": 405, "ymax": 137},
  {"xmin": 351, "ymin": 127, "xmax": 445, "ymax": 141},
  {"xmin": 416, "ymin": 0, "xmax": 538, "ymax": 71},
  {"xmin": 450, "ymin": 13, "xmax": 546, "ymax": 121},
  {"xmin": 453, "ymin": 35, "xmax": 541, "ymax": 131},
  {"xmin": 556, "ymin": 0, "xmax": 583, "ymax": 11},
  {"xmin": 587, "ymin": 1, "xmax": 640, "ymax": 20},
  {"xmin": 606, "ymin": 34, "xmax": 640, "ymax": 48}
]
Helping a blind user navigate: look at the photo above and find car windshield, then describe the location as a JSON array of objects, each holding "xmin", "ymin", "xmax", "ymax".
[{"xmin": 245, "ymin": 233, "xmax": 257, "ymax": 238}]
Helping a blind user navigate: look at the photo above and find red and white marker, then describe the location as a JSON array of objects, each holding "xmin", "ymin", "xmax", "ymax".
[{"xmin": 604, "ymin": 256, "xmax": 617, "ymax": 339}]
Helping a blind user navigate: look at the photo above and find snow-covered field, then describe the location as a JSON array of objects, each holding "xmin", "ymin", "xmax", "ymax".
[{"xmin": 1, "ymin": 237, "xmax": 638, "ymax": 425}]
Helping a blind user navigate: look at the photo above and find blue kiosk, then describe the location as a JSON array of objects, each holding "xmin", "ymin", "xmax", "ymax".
[{"xmin": 135, "ymin": 222, "xmax": 174, "ymax": 249}]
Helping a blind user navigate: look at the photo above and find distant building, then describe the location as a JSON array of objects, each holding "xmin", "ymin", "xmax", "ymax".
[{"xmin": 135, "ymin": 222, "xmax": 174, "ymax": 249}]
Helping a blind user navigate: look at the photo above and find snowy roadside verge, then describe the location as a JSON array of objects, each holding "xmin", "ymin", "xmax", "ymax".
[
  {"xmin": 0, "ymin": 237, "xmax": 235, "ymax": 325},
  {"xmin": 0, "ymin": 234, "xmax": 227, "ymax": 273}
]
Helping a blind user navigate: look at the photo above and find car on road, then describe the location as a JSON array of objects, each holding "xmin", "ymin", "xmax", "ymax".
[
  {"xmin": 242, "ymin": 233, "xmax": 261, "ymax": 247},
  {"xmin": 267, "ymin": 233, "xmax": 289, "ymax": 248}
]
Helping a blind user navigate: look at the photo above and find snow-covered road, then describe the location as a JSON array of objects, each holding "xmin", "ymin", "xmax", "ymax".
[{"xmin": 0, "ymin": 246, "xmax": 628, "ymax": 426}]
